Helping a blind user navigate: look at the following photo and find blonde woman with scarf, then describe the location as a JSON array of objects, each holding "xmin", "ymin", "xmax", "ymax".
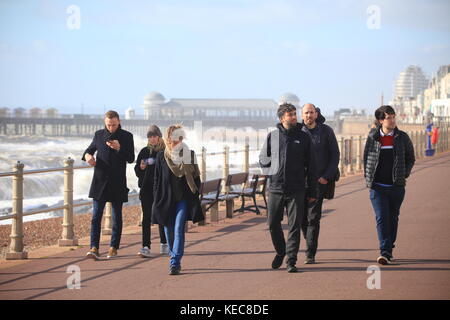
[
  {"xmin": 134, "ymin": 125, "xmax": 168, "ymax": 257},
  {"xmin": 152, "ymin": 124, "xmax": 204, "ymax": 275}
]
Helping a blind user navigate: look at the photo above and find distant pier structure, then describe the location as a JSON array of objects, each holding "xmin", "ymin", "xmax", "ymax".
[{"xmin": 0, "ymin": 92, "xmax": 306, "ymax": 137}]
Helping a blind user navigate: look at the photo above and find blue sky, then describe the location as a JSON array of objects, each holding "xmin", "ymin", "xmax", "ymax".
[{"xmin": 0, "ymin": 0, "xmax": 449, "ymax": 116}]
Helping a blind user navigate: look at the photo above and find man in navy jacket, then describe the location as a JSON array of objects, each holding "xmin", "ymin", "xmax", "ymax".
[{"xmin": 301, "ymin": 103, "xmax": 340, "ymax": 264}]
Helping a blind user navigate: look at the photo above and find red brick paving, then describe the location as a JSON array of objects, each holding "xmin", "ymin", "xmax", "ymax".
[{"xmin": 0, "ymin": 152, "xmax": 449, "ymax": 300}]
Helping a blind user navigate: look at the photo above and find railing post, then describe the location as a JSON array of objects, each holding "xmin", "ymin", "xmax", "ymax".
[
  {"xmin": 420, "ymin": 130, "xmax": 425, "ymax": 158},
  {"xmin": 445, "ymin": 126, "xmax": 448, "ymax": 151},
  {"xmin": 356, "ymin": 135, "xmax": 362, "ymax": 172},
  {"xmin": 222, "ymin": 145, "xmax": 229, "ymax": 193},
  {"xmin": 413, "ymin": 131, "xmax": 419, "ymax": 159},
  {"xmin": 347, "ymin": 136, "xmax": 354, "ymax": 174},
  {"xmin": 201, "ymin": 147, "xmax": 207, "ymax": 182},
  {"xmin": 6, "ymin": 161, "xmax": 27, "ymax": 260},
  {"xmin": 102, "ymin": 202, "xmax": 112, "ymax": 235},
  {"xmin": 243, "ymin": 141, "xmax": 249, "ymax": 174},
  {"xmin": 339, "ymin": 137, "xmax": 345, "ymax": 177},
  {"xmin": 59, "ymin": 158, "xmax": 78, "ymax": 246}
]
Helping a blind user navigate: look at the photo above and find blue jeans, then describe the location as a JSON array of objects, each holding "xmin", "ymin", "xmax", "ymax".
[
  {"xmin": 90, "ymin": 199, "xmax": 123, "ymax": 249},
  {"xmin": 164, "ymin": 200, "xmax": 188, "ymax": 268},
  {"xmin": 369, "ymin": 184, "xmax": 405, "ymax": 258}
]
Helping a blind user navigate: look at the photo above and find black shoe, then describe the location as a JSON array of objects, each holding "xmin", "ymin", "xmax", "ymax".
[
  {"xmin": 169, "ymin": 266, "xmax": 181, "ymax": 275},
  {"xmin": 304, "ymin": 257, "xmax": 315, "ymax": 264},
  {"xmin": 272, "ymin": 254, "xmax": 285, "ymax": 269},
  {"xmin": 287, "ymin": 264, "xmax": 298, "ymax": 273}
]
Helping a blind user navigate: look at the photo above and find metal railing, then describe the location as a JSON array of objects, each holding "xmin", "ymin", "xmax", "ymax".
[
  {"xmin": 0, "ymin": 145, "xmax": 256, "ymax": 260},
  {"xmin": 335, "ymin": 125, "xmax": 450, "ymax": 178},
  {"xmin": 0, "ymin": 159, "xmax": 143, "ymax": 260},
  {"xmin": 1, "ymin": 126, "xmax": 449, "ymax": 260}
]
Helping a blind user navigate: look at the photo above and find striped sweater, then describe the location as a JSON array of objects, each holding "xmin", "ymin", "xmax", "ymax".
[{"xmin": 363, "ymin": 127, "xmax": 415, "ymax": 188}]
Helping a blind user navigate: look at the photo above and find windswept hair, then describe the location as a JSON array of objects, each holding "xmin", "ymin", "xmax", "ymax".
[
  {"xmin": 277, "ymin": 103, "xmax": 296, "ymax": 119},
  {"xmin": 375, "ymin": 105, "xmax": 396, "ymax": 121}
]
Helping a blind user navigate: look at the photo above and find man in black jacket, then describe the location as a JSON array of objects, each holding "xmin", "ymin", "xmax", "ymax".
[
  {"xmin": 259, "ymin": 103, "xmax": 318, "ymax": 273},
  {"xmin": 301, "ymin": 103, "xmax": 340, "ymax": 264},
  {"xmin": 364, "ymin": 105, "xmax": 415, "ymax": 265},
  {"xmin": 82, "ymin": 110, "xmax": 135, "ymax": 260}
]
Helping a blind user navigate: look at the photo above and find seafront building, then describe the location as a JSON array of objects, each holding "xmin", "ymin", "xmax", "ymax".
[{"xmin": 390, "ymin": 64, "xmax": 450, "ymax": 123}]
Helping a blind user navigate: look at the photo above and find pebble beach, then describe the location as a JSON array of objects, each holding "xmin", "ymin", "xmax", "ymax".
[{"xmin": 0, "ymin": 205, "xmax": 142, "ymax": 259}]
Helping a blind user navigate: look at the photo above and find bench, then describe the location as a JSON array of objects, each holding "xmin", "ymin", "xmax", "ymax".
[
  {"xmin": 215, "ymin": 172, "xmax": 249, "ymax": 218},
  {"xmin": 255, "ymin": 175, "xmax": 268, "ymax": 211},
  {"xmin": 235, "ymin": 174, "xmax": 268, "ymax": 215},
  {"xmin": 199, "ymin": 178, "xmax": 222, "ymax": 223}
]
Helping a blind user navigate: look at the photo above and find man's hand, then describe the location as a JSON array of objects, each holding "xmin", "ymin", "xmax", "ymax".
[
  {"xmin": 106, "ymin": 139, "xmax": 121, "ymax": 151},
  {"xmin": 307, "ymin": 197, "xmax": 316, "ymax": 203},
  {"xmin": 85, "ymin": 153, "xmax": 96, "ymax": 167},
  {"xmin": 318, "ymin": 177, "xmax": 328, "ymax": 185}
]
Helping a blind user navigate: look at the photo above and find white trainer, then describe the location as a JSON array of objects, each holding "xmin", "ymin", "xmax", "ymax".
[
  {"xmin": 160, "ymin": 243, "xmax": 169, "ymax": 255},
  {"xmin": 138, "ymin": 246, "xmax": 151, "ymax": 258}
]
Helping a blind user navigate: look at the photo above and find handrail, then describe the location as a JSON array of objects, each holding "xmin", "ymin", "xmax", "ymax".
[{"xmin": 0, "ymin": 194, "xmax": 139, "ymax": 221}]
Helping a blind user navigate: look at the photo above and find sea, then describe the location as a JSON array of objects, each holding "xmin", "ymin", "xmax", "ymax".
[{"xmin": 0, "ymin": 128, "xmax": 265, "ymax": 225}]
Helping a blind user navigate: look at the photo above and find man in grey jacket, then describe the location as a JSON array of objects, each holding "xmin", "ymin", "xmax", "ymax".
[
  {"xmin": 301, "ymin": 103, "xmax": 340, "ymax": 264},
  {"xmin": 259, "ymin": 103, "xmax": 318, "ymax": 273}
]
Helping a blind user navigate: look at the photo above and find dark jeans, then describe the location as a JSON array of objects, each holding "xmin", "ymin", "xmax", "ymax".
[
  {"xmin": 90, "ymin": 199, "xmax": 123, "ymax": 249},
  {"xmin": 301, "ymin": 183, "xmax": 327, "ymax": 258},
  {"xmin": 141, "ymin": 196, "xmax": 167, "ymax": 248},
  {"xmin": 267, "ymin": 191, "xmax": 305, "ymax": 266},
  {"xmin": 164, "ymin": 200, "xmax": 188, "ymax": 268},
  {"xmin": 369, "ymin": 184, "xmax": 405, "ymax": 258}
]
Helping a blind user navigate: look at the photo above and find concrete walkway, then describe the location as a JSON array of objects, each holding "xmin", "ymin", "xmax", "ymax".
[{"xmin": 0, "ymin": 152, "xmax": 449, "ymax": 300}]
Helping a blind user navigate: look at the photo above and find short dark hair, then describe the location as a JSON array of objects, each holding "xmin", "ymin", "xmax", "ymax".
[
  {"xmin": 375, "ymin": 105, "xmax": 395, "ymax": 121},
  {"xmin": 277, "ymin": 103, "xmax": 296, "ymax": 119},
  {"xmin": 105, "ymin": 110, "xmax": 120, "ymax": 120}
]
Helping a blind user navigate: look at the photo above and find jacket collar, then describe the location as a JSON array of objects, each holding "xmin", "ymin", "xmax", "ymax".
[
  {"xmin": 103, "ymin": 124, "xmax": 122, "ymax": 140},
  {"xmin": 379, "ymin": 128, "xmax": 394, "ymax": 137},
  {"xmin": 276, "ymin": 122, "xmax": 302, "ymax": 135},
  {"xmin": 370, "ymin": 126, "xmax": 399, "ymax": 140}
]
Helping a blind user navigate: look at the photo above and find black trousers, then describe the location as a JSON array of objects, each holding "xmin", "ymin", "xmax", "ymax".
[
  {"xmin": 267, "ymin": 191, "xmax": 305, "ymax": 266},
  {"xmin": 141, "ymin": 196, "xmax": 167, "ymax": 248},
  {"xmin": 301, "ymin": 184, "xmax": 327, "ymax": 258}
]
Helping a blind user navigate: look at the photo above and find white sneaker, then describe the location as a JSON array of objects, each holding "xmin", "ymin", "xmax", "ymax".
[
  {"xmin": 160, "ymin": 243, "xmax": 169, "ymax": 255},
  {"xmin": 377, "ymin": 256, "xmax": 391, "ymax": 265},
  {"xmin": 138, "ymin": 246, "xmax": 151, "ymax": 258}
]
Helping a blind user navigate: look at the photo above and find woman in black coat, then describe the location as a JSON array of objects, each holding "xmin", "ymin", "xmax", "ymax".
[
  {"xmin": 134, "ymin": 125, "xmax": 167, "ymax": 258},
  {"xmin": 152, "ymin": 124, "xmax": 204, "ymax": 275}
]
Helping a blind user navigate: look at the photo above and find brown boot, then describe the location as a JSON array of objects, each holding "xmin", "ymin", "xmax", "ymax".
[
  {"xmin": 107, "ymin": 247, "xmax": 118, "ymax": 259},
  {"xmin": 86, "ymin": 247, "xmax": 100, "ymax": 260}
]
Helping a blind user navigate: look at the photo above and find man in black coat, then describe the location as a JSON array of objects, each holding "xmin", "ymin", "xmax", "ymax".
[
  {"xmin": 259, "ymin": 103, "xmax": 318, "ymax": 273},
  {"xmin": 82, "ymin": 110, "xmax": 135, "ymax": 260},
  {"xmin": 300, "ymin": 103, "xmax": 340, "ymax": 264}
]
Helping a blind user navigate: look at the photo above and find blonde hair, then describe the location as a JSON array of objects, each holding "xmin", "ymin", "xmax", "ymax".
[{"xmin": 164, "ymin": 123, "xmax": 185, "ymax": 150}]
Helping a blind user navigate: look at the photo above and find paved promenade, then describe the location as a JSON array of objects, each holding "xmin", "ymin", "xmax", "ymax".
[{"xmin": 0, "ymin": 152, "xmax": 449, "ymax": 300}]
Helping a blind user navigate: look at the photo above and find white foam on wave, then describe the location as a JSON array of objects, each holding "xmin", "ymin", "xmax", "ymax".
[{"xmin": 0, "ymin": 129, "xmax": 263, "ymax": 224}]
